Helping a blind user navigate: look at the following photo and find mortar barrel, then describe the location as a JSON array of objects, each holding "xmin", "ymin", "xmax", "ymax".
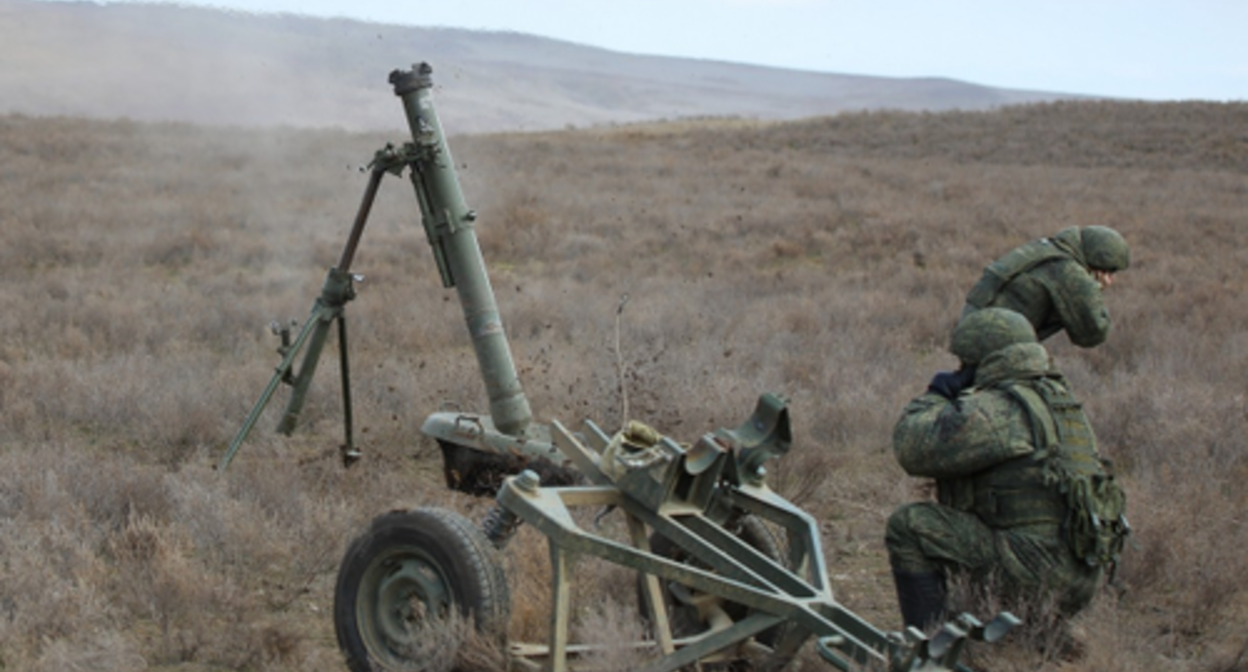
[{"xmin": 389, "ymin": 63, "xmax": 533, "ymax": 437}]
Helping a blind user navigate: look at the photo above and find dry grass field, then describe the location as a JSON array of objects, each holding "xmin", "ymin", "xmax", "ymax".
[{"xmin": 0, "ymin": 98, "xmax": 1246, "ymax": 671}]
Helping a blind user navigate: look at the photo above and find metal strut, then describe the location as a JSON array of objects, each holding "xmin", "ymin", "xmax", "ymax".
[{"xmin": 218, "ymin": 163, "xmax": 387, "ymax": 471}]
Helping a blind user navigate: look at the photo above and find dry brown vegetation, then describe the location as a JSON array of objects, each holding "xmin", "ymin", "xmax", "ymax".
[{"xmin": 0, "ymin": 99, "xmax": 1246, "ymax": 671}]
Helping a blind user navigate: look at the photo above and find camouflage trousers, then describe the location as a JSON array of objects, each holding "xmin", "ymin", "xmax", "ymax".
[{"xmin": 885, "ymin": 502, "xmax": 1101, "ymax": 614}]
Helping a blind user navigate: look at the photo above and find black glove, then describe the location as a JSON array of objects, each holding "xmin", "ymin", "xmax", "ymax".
[{"xmin": 927, "ymin": 366, "xmax": 977, "ymax": 399}]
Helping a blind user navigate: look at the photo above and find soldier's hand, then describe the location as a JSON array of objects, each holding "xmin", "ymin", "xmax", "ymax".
[
  {"xmin": 1093, "ymin": 269, "xmax": 1115, "ymax": 289},
  {"xmin": 927, "ymin": 367, "xmax": 977, "ymax": 399}
]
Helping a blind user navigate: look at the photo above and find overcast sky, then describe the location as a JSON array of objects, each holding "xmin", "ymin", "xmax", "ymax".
[{"xmin": 71, "ymin": 0, "xmax": 1247, "ymax": 100}]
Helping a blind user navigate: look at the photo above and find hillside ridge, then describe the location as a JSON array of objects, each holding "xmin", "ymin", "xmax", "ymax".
[{"xmin": 1, "ymin": 0, "xmax": 1085, "ymax": 133}]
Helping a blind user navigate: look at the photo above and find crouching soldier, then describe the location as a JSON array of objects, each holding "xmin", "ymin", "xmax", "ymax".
[
  {"xmin": 886, "ymin": 308, "xmax": 1129, "ymax": 631},
  {"xmin": 962, "ymin": 225, "xmax": 1130, "ymax": 347}
]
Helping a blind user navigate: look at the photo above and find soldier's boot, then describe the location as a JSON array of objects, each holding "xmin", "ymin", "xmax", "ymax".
[{"xmin": 892, "ymin": 570, "xmax": 947, "ymax": 631}]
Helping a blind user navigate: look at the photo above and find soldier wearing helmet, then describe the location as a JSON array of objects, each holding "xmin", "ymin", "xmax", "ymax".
[
  {"xmin": 886, "ymin": 308, "xmax": 1128, "ymax": 631},
  {"xmin": 961, "ymin": 226, "xmax": 1130, "ymax": 347}
]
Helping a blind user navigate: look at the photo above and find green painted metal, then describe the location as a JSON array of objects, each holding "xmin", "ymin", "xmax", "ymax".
[
  {"xmin": 493, "ymin": 410, "xmax": 1015, "ymax": 671},
  {"xmin": 390, "ymin": 63, "xmax": 533, "ymax": 438}
]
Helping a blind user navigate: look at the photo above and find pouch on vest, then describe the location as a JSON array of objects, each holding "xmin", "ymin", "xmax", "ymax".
[{"xmin": 1064, "ymin": 469, "xmax": 1130, "ymax": 570}]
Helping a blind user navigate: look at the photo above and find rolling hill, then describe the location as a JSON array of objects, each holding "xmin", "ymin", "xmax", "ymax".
[{"xmin": 1, "ymin": 0, "xmax": 1087, "ymax": 134}]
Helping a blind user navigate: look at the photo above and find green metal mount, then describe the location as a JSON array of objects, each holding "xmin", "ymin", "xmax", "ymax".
[{"xmin": 489, "ymin": 394, "xmax": 1017, "ymax": 671}]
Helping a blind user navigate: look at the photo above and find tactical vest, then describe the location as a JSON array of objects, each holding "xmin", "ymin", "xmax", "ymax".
[
  {"xmin": 964, "ymin": 238, "xmax": 1069, "ymax": 311},
  {"xmin": 940, "ymin": 375, "xmax": 1129, "ymax": 571}
]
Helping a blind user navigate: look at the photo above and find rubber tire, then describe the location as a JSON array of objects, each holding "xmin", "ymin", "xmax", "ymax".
[
  {"xmin": 643, "ymin": 516, "xmax": 794, "ymax": 670},
  {"xmin": 334, "ymin": 507, "xmax": 510, "ymax": 672}
]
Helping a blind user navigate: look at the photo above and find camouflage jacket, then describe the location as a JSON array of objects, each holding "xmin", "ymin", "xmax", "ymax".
[
  {"xmin": 961, "ymin": 227, "xmax": 1111, "ymax": 347},
  {"xmin": 893, "ymin": 343, "xmax": 1070, "ymax": 530},
  {"xmin": 894, "ymin": 342, "xmax": 1128, "ymax": 568}
]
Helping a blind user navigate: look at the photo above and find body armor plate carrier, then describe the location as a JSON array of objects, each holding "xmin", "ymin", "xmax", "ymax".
[{"xmin": 1002, "ymin": 375, "xmax": 1130, "ymax": 572}]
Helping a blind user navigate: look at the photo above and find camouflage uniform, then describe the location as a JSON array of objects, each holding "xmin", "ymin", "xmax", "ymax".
[
  {"xmin": 886, "ymin": 309, "xmax": 1128, "ymax": 628},
  {"xmin": 961, "ymin": 226, "xmax": 1129, "ymax": 347}
]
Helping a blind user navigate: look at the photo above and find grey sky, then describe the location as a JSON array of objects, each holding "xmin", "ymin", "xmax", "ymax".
[{"xmin": 53, "ymin": 0, "xmax": 1248, "ymax": 100}]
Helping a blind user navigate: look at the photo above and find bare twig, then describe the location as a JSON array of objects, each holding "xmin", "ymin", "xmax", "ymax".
[{"xmin": 614, "ymin": 293, "xmax": 631, "ymax": 428}]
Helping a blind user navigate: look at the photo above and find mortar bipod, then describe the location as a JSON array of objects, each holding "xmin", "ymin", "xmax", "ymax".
[{"xmin": 217, "ymin": 161, "xmax": 390, "ymax": 472}]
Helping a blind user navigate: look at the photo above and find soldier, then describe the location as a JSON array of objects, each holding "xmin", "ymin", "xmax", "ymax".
[
  {"xmin": 961, "ymin": 226, "xmax": 1130, "ymax": 347},
  {"xmin": 886, "ymin": 308, "xmax": 1129, "ymax": 630}
]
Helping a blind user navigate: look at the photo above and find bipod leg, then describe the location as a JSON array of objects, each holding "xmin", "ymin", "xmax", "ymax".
[
  {"xmin": 337, "ymin": 162, "xmax": 386, "ymax": 274},
  {"xmin": 548, "ymin": 539, "xmax": 574, "ymax": 672},
  {"xmin": 276, "ymin": 160, "xmax": 382, "ymax": 443},
  {"xmin": 219, "ymin": 161, "xmax": 386, "ymax": 472},
  {"xmin": 218, "ymin": 310, "xmax": 331, "ymax": 471},
  {"xmin": 219, "ymin": 268, "xmax": 355, "ymax": 471},
  {"xmin": 628, "ymin": 513, "xmax": 675, "ymax": 657},
  {"xmin": 337, "ymin": 313, "xmax": 361, "ymax": 466},
  {"xmin": 276, "ymin": 281, "xmax": 349, "ymax": 436}
]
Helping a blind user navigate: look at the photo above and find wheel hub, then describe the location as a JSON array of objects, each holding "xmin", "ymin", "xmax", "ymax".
[{"xmin": 370, "ymin": 553, "xmax": 450, "ymax": 654}]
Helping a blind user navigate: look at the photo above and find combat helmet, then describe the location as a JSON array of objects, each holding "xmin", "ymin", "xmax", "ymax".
[
  {"xmin": 951, "ymin": 307, "xmax": 1037, "ymax": 365},
  {"xmin": 1081, "ymin": 225, "xmax": 1130, "ymax": 272}
]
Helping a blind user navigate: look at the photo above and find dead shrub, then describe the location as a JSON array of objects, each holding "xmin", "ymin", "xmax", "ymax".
[
  {"xmin": 105, "ymin": 513, "xmax": 217, "ymax": 663},
  {"xmin": 374, "ymin": 613, "xmax": 508, "ymax": 672},
  {"xmin": 27, "ymin": 629, "xmax": 148, "ymax": 672},
  {"xmin": 572, "ymin": 598, "xmax": 654, "ymax": 672}
]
